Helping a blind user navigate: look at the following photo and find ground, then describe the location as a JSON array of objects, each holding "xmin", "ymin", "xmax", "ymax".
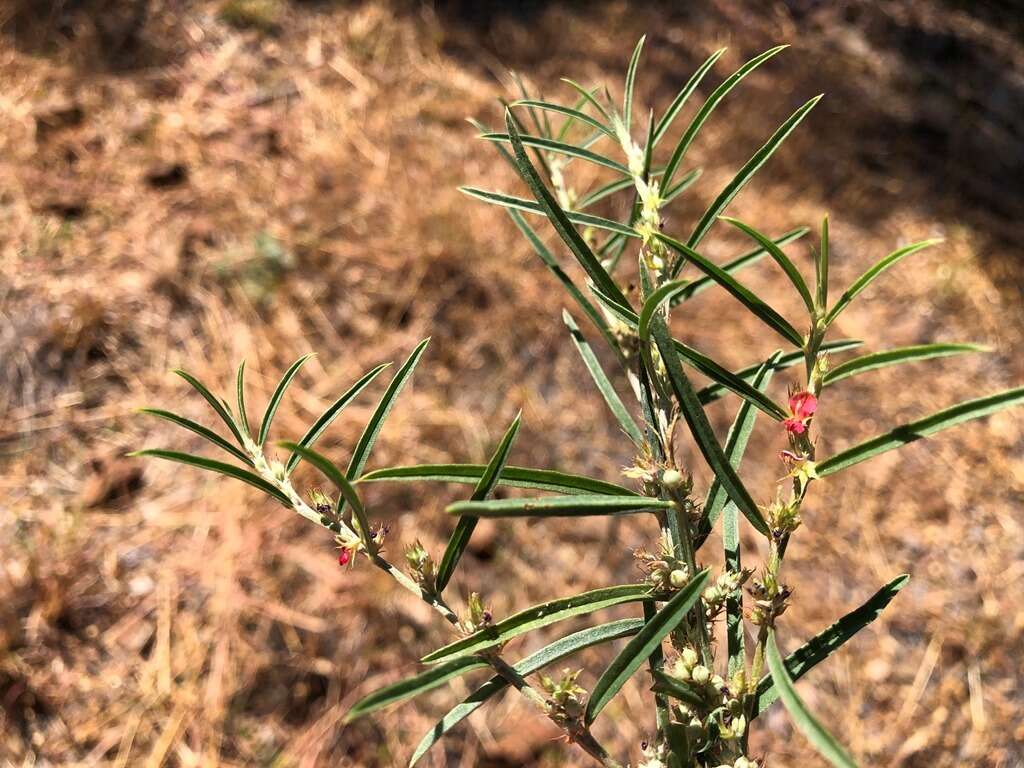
[{"xmin": 1, "ymin": 1, "xmax": 1023, "ymax": 766}]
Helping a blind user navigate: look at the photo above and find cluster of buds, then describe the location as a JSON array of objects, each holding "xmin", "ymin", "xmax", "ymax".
[
  {"xmin": 765, "ymin": 493, "xmax": 802, "ymax": 539},
  {"xmin": 540, "ymin": 668, "xmax": 586, "ymax": 726},
  {"xmin": 713, "ymin": 698, "xmax": 747, "ymax": 742},
  {"xmin": 335, "ymin": 533, "xmax": 362, "ymax": 568},
  {"xmin": 633, "ymin": 532, "xmax": 690, "ymax": 593},
  {"xmin": 670, "ymin": 647, "xmax": 728, "ymax": 701},
  {"xmin": 702, "ymin": 570, "xmax": 748, "ymax": 621},
  {"xmin": 748, "ymin": 573, "xmax": 792, "ymax": 626},
  {"xmin": 782, "ymin": 389, "xmax": 818, "ymax": 436},
  {"xmin": 713, "ymin": 757, "xmax": 759, "ymax": 768},
  {"xmin": 461, "ymin": 591, "xmax": 493, "ymax": 634},
  {"xmin": 404, "ymin": 540, "xmax": 437, "ymax": 592}
]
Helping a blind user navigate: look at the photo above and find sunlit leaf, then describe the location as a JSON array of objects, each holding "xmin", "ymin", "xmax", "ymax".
[
  {"xmin": 511, "ymin": 99, "xmax": 613, "ymax": 137},
  {"xmin": 130, "ymin": 449, "xmax": 289, "ymax": 506},
  {"xmin": 721, "ymin": 216, "xmax": 814, "ymax": 313},
  {"xmin": 139, "ymin": 408, "xmax": 254, "ymax": 467},
  {"xmin": 447, "ymin": 495, "xmax": 673, "ymax": 519},
  {"xmin": 822, "ymin": 343, "xmax": 987, "ymax": 386},
  {"xmin": 623, "ymin": 35, "xmax": 646, "ymax": 130},
  {"xmin": 482, "ymin": 131, "xmax": 629, "ymax": 175},
  {"xmin": 173, "ymin": 369, "xmax": 245, "ymax": 447},
  {"xmin": 460, "ymin": 187, "xmax": 638, "ymax": 237},
  {"xmin": 346, "ymin": 656, "xmax": 487, "ymax": 723},
  {"xmin": 652, "ymin": 48, "xmax": 726, "ymax": 146},
  {"xmin": 358, "ymin": 463, "xmax": 638, "ymax": 496},
  {"xmin": 257, "ymin": 353, "xmax": 315, "ymax": 446}
]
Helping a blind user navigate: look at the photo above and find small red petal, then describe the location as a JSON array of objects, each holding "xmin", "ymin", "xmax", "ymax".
[
  {"xmin": 783, "ymin": 418, "xmax": 806, "ymax": 435},
  {"xmin": 338, "ymin": 549, "xmax": 351, "ymax": 566},
  {"xmin": 789, "ymin": 391, "xmax": 818, "ymax": 419}
]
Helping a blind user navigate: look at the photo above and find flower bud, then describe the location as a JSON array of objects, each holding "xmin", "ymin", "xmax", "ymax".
[
  {"xmin": 681, "ymin": 647, "xmax": 699, "ymax": 668},
  {"xmin": 670, "ymin": 569, "xmax": 689, "ymax": 588},
  {"xmin": 691, "ymin": 665, "xmax": 710, "ymax": 685},
  {"xmin": 661, "ymin": 469, "xmax": 684, "ymax": 489}
]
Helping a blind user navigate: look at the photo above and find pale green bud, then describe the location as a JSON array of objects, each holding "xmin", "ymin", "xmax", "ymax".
[{"xmin": 691, "ymin": 665, "xmax": 710, "ymax": 685}]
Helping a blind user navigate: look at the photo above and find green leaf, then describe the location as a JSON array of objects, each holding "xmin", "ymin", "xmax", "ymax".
[
  {"xmin": 173, "ymin": 369, "xmax": 245, "ymax": 447},
  {"xmin": 585, "ymin": 569, "xmax": 710, "ymax": 724},
  {"xmin": 721, "ymin": 216, "xmax": 814, "ymax": 313},
  {"xmin": 482, "ymin": 131, "xmax": 629, "ymax": 175},
  {"xmin": 652, "ymin": 47, "xmax": 725, "ymax": 146},
  {"xmin": 656, "ymin": 233, "xmax": 804, "ymax": 347},
  {"xmin": 139, "ymin": 408, "xmax": 254, "ymax": 466},
  {"xmin": 346, "ymin": 656, "xmax": 487, "ymax": 723},
  {"xmin": 670, "ymin": 227, "xmax": 809, "ymax": 306},
  {"xmin": 576, "ymin": 176, "xmax": 637, "ymax": 210},
  {"xmin": 662, "ymin": 46, "xmax": 787, "ymax": 188},
  {"xmin": 825, "ymin": 239, "xmax": 942, "ymax": 326},
  {"xmin": 258, "ymin": 353, "xmax": 314, "ymax": 446},
  {"xmin": 696, "ymin": 339, "xmax": 862, "ymax": 405},
  {"xmin": 504, "ymin": 112, "xmax": 631, "ymax": 308},
  {"xmin": 649, "ymin": 670, "xmax": 706, "ymax": 709},
  {"xmin": 817, "ymin": 215, "xmax": 830, "ymax": 311},
  {"xmin": 358, "ymin": 463, "xmax": 639, "ymax": 496},
  {"xmin": 560, "ymin": 78, "xmax": 612, "ymax": 122},
  {"xmin": 235, "ymin": 360, "xmax": 250, "ymax": 438},
  {"xmin": 409, "ymin": 619, "xmax": 643, "ymax": 765},
  {"xmin": 421, "ymin": 584, "xmax": 652, "ymax": 664},
  {"xmin": 753, "ymin": 575, "xmax": 909, "ymax": 716},
  {"xmin": 435, "ymin": 412, "xmax": 522, "ymax": 593},
  {"xmin": 278, "ymin": 442, "xmax": 375, "ymax": 552},
  {"xmin": 817, "ymin": 387, "xmax": 1024, "ymax": 476},
  {"xmin": 460, "ymin": 187, "xmax": 638, "ymax": 238},
  {"xmin": 623, "ymin": 35, "xmax": 646, "ymax": 130},
  {"xmin": 766, "ymin": 631, "xmax": 858, "ymax": 768},
  {"xmin": 563, "ymin": 310, "xmax": 644, "ymax": 446},
  {"xmin": 447, "ymin": 495, "xmax": 672, "ymax": 519},
  {"xmin": 510, "ymin": 99, "xmax": 614, "ymax": 138},
  {"xmin": 684, "ymin": 94, "xmax": 821, "ymax": 256},
  {"xmin": 509, "ymin": 72, "xmax": 548, "ymax": 138},
  {"xmin": 647, "ymin": 314, "xmax": 770, "ymax": 536},
  {"xmin": 597, "ymin": 288, "xmax": 787, "ymax": 421},
  {"xmin": 130, "ymin": 449, "xmax": 290, "ymax": 506},
  {"xmin": 285, "ymin": 363, "xmax": 389, "ymax": 473},
  {"xmin": 822, "ymin": 343, "xmax": 988, "ymax": 386}
]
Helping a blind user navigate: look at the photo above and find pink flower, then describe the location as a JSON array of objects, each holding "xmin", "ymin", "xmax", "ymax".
[
  {"xmin": 338, "ymin": 549, "xmax": 351, "ymax": 567},
  {"xmin": 783, "ymin": 417, "xmax": 807, "ymax": 435},
  {"xmin": 783, "ymin": 390, "xmax": 817, "ymax": 435}
]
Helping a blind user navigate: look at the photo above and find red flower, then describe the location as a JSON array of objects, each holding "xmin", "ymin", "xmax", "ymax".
[
  {"xmin": 784, "ymin": 390, "xmax": 817, "ymax": 435},
  {"xmin": 338, "ymin": 549, "xmax": 351, "ymax": 567}
]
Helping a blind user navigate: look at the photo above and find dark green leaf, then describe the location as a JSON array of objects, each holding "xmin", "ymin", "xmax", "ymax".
[
  {"xmin": 173, "ymin": 369, "xmax": 245, "ymax": 447},
  {"xmin": 766, "ymin": 631, "xmax": 858, "ymax": 768},
  {"xmin": 623, "ymin": 35, "xmax": 646, "ymax": 129},
  {"xmin": 649, "ymin": 670, "xmax": 706, "ymax": 709},
  {"xmin": 511, "ymin": 99, "xmax": 613, "ymax": 137},
  {"xmin": 822, "ymin": 343, "xmax": 987, "ymax": 386},
  {"xmin": 817, "ymin": 387, "xmax": 1024, "ymax": 476},
  {"xmin": 563, "ymin": 310, "xmax": 644, "ymax": 446},
  {"xmin": 482, "ymin": 131, "xmax": 629, "ymax": 175},
  {"xmin": 139, "ymin": 408, "xmax": 254, "ymax": 466},
  {"xmin": 825, "ymin": 239, "xmax": 942, "ymax": 326},
  {"xmin": 435, "ymin": 412, "xmax": 522, "ymax": 593},
  {"xmin": 460, "ymin": 187, "xmax": 638, "ymax": 237},
  {"xmin": 285, "ymin": 363, "xmax": 389, "ymax": 473},
  {"xmin": 817, "ymin": 215, "xmax": 829, "ymax": 311},
  {"xmin": 358, "ymin": 463, "xmax": 639, "ymax": 497},
  {"xmin": 652, "ymin": 48, "xmax": 725, "ymax": 146},
  {"xmin": 657, "ymin": 233, "xmax": 804, "ymax": 347},
  {"xmin": 409, "ymin": 618, "xmax": 643, "ymax": 765},
  {"xmin": 130, "ymin": 449, "xmax": 290, "ymax": 506},
  {"xmin": 346, "ymin": 656, "xmax": 487, "ymax": 723},
  {"xmin": 235, "ymin": 360, "xmax": 250, "ymax": 438},
  {"xmin": 585, "ymin": 569, "xmax": 710, "ymax": 724},
  {"xmin": 447, "ymin": 495, "xmax": 672, "ymax": 519},
  {"xmin": 258, "ymin": 353, "xmax": 314, "ymax": 446},
  {"xmin": 721, "ymin": 216, "xmax": 814, "ymax": 313},
  {"xmin": 754, "ymin": 575, "xmax": 909, "ymax": 716},
  {"xmin": 421, "ymin": 584, "xmax": 652, "ymax": 664}
]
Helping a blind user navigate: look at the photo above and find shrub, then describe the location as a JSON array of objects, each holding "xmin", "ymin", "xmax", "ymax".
[{"xmin": 135, "ymin": 37, "xmax": 1024, "ymax": 768}]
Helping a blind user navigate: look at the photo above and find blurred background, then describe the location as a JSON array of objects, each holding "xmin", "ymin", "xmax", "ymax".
[{"xmin": 2, "ymin": 1, "xmax": 1023, "ymax": 766}]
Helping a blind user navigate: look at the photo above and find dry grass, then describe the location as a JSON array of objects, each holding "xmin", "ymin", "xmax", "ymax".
[{"xmin": 1, "ymin": 1, "xmax": 1023, "ymax": 766}]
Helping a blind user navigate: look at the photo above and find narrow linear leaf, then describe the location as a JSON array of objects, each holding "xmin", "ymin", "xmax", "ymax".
[
  {"xmin": 173, "ymin": 369, "xmax": 245, "ymax": 447},
  {"xmin": 258, "ymin": 353, "xmax": 315, "ymax": 446},
  {"xmin": 697, "ymin": 339, "xmax": 862, "ymax": 405},
  {"xmin": 576, "ymin": 176, "xmax": 636, "ymax": 210},
  {"xmin": 585, "ymin": 569, "xmax": 710, "ymax": 724},
  {"xmin": 561, "ymin": 78, "xmax": 612, "ymax": 121},
  {"xmin": 817, "ymin": 387, "xmax": 1024, "ymax": 476},
  {"xmin": 647, "ymin": 315, "xmax": 770, "ymax": 535},
  {"xmin": 345, "ymin": 339, "xmax": 429, "ymax": 481},
  {"xmin": 684, "ymin": 95, "xmax": 820, "ymax": 253},
  {"xmin": 817, "ymin": 215, "xmax": 830, "ymax": 311},
  {"xmin": 285, "ymin": 363, "xmax": 389, "ymax": 473},
  {"xmin": 511, "ymin": 99, "xmax": 613, "ymax": 137},
  {"xmin": 130, "ymin": 449, "xmax": 289, "ymax": 506},
  {"xmin": 825, "ymin": 239, "xmax": 942, "ymax": 326},
  {"xmin": 662, "ymin": 46, "xmax": 787, "ymax": 188},
  {"xmin": 461, "ymin": 187, "xmax": 638, "ymax": 237},
  {"xmin": 722, "ymin": 216, "xmax": 814, "ymax": 313},
  {"xmin": 623, "ymin": 35, "xmax": 646, "ymax": 130},
  {"xmin": 482, "ymin": 132, "xmax": 629, "ymax": 175},
  {"xmin": 766, "ymin": 631, "xmax": 858, "ymax": 768},
  {"xmin": 564, "ymin": 310, "xmax": 644, "ymax": 446},
  {"xmin": 822, "ymin": 343, "xmax": 988, "ymax": 386},
  {"xmin": 235, "ymin": 360, "xmax": 250, "ymax": 437},
  {"xmin": 754, "ymin": 575, "xmax": 909, "ymax": 716},
  {"xmin": 652, "ymin": 47, "xmax": 726, "ymax": 146},
  {"xmin": 657, "ymin": 233, "xmax": 804, "ymax": 347},
  {"xmin": 557, "ymin": 84, "xmax": 605, "ymax": 141},
  {"xmin": 358, "ymin": 464, "xmax": 639, "ymax": 497},
  {"xmin": 139, "ymin": 408, "xmax": 254, "ymax": 467},
  {"xmin": 505, "ymin": 113, "xmax": 631, "ymax": 308},
  {"xmin": 346, "ymin": 656, "xmax": 488, "ymax": 723},
  {"xmin": 509, "ymin": 72, "xmax": 548, "ymax": 138},
  {"xmin": 421, "ymin": 584, "xmax": 652, "ymax": 664},
  {"xmin": 670, "ymin": 227, "xmax": 809, "ymax": 305},
  {"xmin": 447, "ymin": 495, "xmax": 673, "ymax": 519},
  {"xmin": 278, "ymin": 442, "xmax": 375, "ymax": 552},
  {"xmin": 410, "ymin": 619, "xmax": 643, "ymax": 765},
  {"xmin": 649, "ymin": 670, "xmax": 706, "ymax": 709},
  {"xmin": 435, "ymin": 412, "xmax": 522, "ymax": 593}
]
